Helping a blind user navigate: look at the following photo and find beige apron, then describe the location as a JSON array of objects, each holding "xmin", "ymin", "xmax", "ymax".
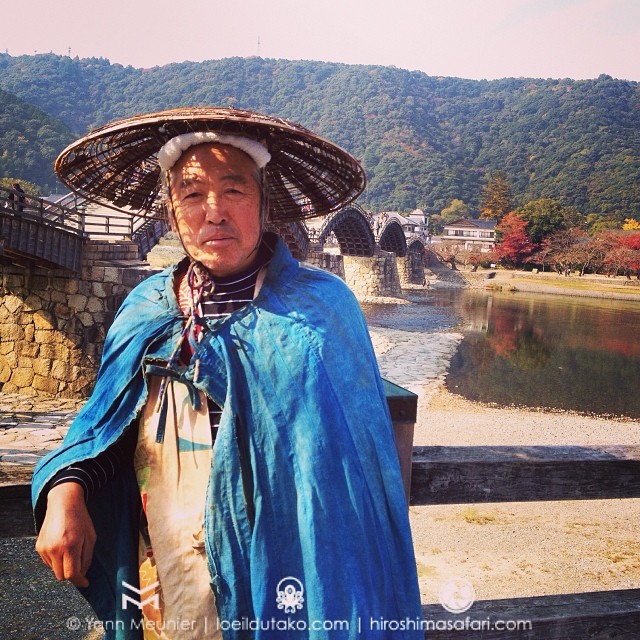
[{"xmin": 134, "ymin": 376, "xmax": 221, "ymax": 639}]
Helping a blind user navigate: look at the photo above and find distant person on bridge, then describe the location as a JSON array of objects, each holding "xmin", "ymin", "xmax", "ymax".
[
  {"xmin": 9, "ymin": 181, "xmax": 25, "ymax": 213},
  {"xmin": 32, "ymin": 107, "xmax": 422, "ymax": 638}
]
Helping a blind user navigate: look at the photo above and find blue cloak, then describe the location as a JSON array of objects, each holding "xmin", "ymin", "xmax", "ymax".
[{"xmin": 32, "ymin": 236, "xmax": 423, "ymax": 639}]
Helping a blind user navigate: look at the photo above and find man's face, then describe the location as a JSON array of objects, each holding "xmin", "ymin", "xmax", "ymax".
[{"xmin": 169, "ymin": 143, "xmax": 262, "ymax": 277}]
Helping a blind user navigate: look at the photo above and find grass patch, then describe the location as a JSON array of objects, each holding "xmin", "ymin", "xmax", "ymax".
[
  {"xmin": 507, "ymin": 274, "xmax": 640, "ymax": 296},
  {"xmin": 416, "ymin": 562, "xmax": 439, "ymax": 578},
  {"xmin": 460, "ymin": 507, "xmax": 499, "ymax": 525}
]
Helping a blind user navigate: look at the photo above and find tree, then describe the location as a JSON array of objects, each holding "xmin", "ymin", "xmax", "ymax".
[
  {"xmin": 480, "ymin": 171, "xmax": 513, "ymax": 221},
  {"xmin": 428, "ymin": 213, "xmax": 445, "ymax": 235},
  {"xmin": 605, "ymin": 233, "xmax": 640, "ymax": 278},
  {"xmin": 623, "ymin": 218, "xmax": 640, "ymax": 230},
  {"xmin": 433, "ymin": 243, "xmax": 463, "ymax": 270},
  {"xmin": 604, "ymin": 245, "xmax": 640, "ymax": 278},
  {"xmin": 0, "ymin": 177, "xmax": 41, "ymax": 195},
  {"xmin": 517, "ymin": 198, "xmax": 567, "ymax": 243},
  {"xmin": 525, "ymin": 237, "xmax": 553, "ymax": 272},
  {"xmin": 440, "ymin": 199, "xmax": 470, "ymax": 224},
  {"xmin": 577, "ymin": 232, "xmax": 618, "ymax": 275},
  {"xmin": 621, "ymin": 233, "xmax": 640, "ymax": 251},
  {"xmin": 491, "ymin": 212, "xmax": 535, "ymax": 267},
  {"xmin": 546, "ymin": 228, "xmax": 589, "ymax": 276},
  {"xmin": 466, "ymin": 251, "xmax": 484, "ymax": 271}
]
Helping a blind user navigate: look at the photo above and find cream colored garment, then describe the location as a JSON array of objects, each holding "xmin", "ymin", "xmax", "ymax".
[{"xmin": 134, "ymin": 377, "xmax": 221, "ymax": 639}]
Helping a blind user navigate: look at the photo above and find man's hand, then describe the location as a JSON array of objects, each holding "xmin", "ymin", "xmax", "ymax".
[{"xmin": 35, "ymin": 483, "xmax": 96, "ymax": 588}]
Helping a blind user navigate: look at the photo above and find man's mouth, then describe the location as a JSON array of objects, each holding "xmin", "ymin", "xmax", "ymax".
[{"xmin": 202, "ymin": 234, "xmax": 234, "ymax": 246}]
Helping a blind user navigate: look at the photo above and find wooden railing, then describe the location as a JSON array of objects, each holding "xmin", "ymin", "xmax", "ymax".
[
  {"xmin": 414, "ymin": 445, "xmax": 640, "ymax": 638},
  {"xmin": 132, "ymin": 216, "xmax": 170, "ymax": 258},
  {"xmin": 0, "ymin": 187, "xmax": 84, "ymax": 234},
  {"xmin": 0, "ymin": 188, "xmax": 169, "ymax": 268},
  {"xmin": 0, "ymin": 187, "xmax": 84, "ymax": 271}
]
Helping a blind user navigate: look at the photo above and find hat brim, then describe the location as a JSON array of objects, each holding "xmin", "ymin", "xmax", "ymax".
[{"xmin": 54, "ymin": 107, "xmax": 366, "ymax": 223}]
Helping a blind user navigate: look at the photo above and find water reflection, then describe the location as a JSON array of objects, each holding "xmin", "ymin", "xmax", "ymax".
[
  {"xmin": 448, "ymin": 291, "xmax": 640, "ymax": 418},
  {"xmin": 362, "ymin": 289, "xmax": 640, "ymax": 419}
]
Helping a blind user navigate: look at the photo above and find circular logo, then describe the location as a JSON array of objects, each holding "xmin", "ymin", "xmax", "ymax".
[
  {"xmin": 66, "ymin": 617, "xmax": 81, "ymax": 631},
  {"xmin": 275, "ymin": 576, "xmax": 305, "ymax": 614},
  {"xmin": 438, "ymin": 577, "xmax": 475, "ymax": 614}
]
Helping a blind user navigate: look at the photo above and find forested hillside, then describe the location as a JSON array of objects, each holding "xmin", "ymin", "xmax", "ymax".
[
  {"xmin": 0, "ymin": 53, "xmax": 638, "ymax": 222},
  {"xmin": 0, "ymin": 87, "xmax": 74, "ymax": 193}
]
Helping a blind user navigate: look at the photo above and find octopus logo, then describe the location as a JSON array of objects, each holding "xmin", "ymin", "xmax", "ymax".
[
  {"xmin": 276, "ymin": 576, "xmax": 305, "ymax": 614},
  {"xmin": 438, "ymin": 577, "xmax": 475, "ymax": 614}
]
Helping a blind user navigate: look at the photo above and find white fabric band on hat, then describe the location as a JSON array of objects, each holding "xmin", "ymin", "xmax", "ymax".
[{"xmin": 157, "ymin": 132, "xmax": 271, "ymax": 171}]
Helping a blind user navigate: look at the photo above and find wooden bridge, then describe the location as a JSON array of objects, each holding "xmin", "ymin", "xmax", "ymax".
[{"xmin": 0, "ymin": 186, "xmax": 169, "ymax": 272}]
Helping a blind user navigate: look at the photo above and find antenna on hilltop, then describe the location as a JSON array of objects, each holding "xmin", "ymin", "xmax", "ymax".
[
  {"xmin": 68, "ymin": 47, "xmax": 71, "ymax": 57},
  {"xmin": 257, "ymin": 36, "xmax": 261, "ymax": 57}
]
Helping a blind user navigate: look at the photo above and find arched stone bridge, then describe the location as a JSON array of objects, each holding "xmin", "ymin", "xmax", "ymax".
[
  {"xmin": 315, "ymin": 204, "xmax": 376, "ymax": 257},
  {"xmin": 270, "ymin": 204, "xmax": 430, "ymax": 299},
  {"xmin": 277, "ymin": 203, "xmax": 429, "ymax": 256},
  {"xmin": 300, "ymin": 203, "xmax": 411, "ymax": 259}
]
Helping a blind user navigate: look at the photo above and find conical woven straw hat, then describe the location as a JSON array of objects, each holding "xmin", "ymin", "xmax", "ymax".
[{"xmin": 55, "ymin": 107, "xmax": 366, "ymax": 222}]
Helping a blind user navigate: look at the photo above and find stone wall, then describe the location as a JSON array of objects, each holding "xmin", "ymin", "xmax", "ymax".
[
  {"xmin": 306, "ymin": 247, "xmax": 403, "ymax": 299},
  {"xmin": 0, "ymin": 240, "xmax": 156, "ymax": 399},
  {"xmin": 343, "ymin": 251, "xmax": 402, "ymax": 298},
  {"xmin": 305, "ymin": 247, "xmax": 345, "ymax": 280},
  {"xmin": 398, "ymin": 254, "xmax": 416, "ymax": 287}
]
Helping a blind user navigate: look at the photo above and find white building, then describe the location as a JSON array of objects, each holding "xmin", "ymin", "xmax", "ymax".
[{"xmin": 438, "ymin": 218, "xmax": 497, "ymax": 252}]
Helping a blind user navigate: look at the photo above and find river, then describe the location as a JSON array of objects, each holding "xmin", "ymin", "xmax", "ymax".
[{"xmin": 361, "ymin": 289, "xmax": 640, "ymax": 419}]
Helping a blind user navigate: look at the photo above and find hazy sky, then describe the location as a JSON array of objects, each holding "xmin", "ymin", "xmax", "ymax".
[{"xmin": 2, "ymin": 0, "xmax": 638, "ymax": 81}]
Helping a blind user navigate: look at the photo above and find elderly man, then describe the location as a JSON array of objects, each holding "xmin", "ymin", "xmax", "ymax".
[{"xmin": 33, "ymin": 108, "xmax": 422, "ymax": 639}]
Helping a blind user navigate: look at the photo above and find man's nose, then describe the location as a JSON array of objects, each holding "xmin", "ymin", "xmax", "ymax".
[{"xmin": 203, "ymin": 192, "xmax": 226, "ymax": 222}]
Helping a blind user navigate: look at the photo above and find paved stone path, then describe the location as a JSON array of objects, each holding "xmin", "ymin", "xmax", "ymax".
[
  {"xmin": 369, "ymin": 327, "xmax": 462, "ymax": 395},
  {"xmin": 0, "ymin": 394, "xmax": 84, "ymax": 468}
]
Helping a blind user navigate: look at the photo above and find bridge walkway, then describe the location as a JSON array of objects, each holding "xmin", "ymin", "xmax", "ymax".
[{"xmin": 0, "ymin": 186, "xmax": 168, "ymax": 272}]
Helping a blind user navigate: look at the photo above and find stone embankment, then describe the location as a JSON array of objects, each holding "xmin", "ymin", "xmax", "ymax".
[
  {"xmin": 0, "ymin": 241, "xmax": 157, "ymax": 398},
  {"xmin": 463, "ymin": 267, "xmax": 640, "ymax": 301}
]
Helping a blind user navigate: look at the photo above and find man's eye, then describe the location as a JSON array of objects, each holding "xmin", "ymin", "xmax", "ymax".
[{"xmin": 184, "ymin": 191, "xmax": 201, "ymax": 200}]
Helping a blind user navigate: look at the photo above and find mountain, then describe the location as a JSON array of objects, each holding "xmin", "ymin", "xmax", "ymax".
[
  {"xmin": 0, "ymin": 53, "xmax": 638, "ymax": 221},
  {"xmin": 0, "ymin": 86, "xmax": 74, "ymax": 193}
]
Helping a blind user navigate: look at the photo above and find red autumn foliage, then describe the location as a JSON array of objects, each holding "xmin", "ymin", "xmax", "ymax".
[
  {"xmin": 491, "ymin": 212, "xmax": 536, "ymax": 267},
  {"xmin": 602, "ymin": 232, "xmax": 640, "ymax": 277}
]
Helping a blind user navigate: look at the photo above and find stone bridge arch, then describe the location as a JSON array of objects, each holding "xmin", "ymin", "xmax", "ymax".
[
  {"xmin": 316, "ymin": 204, "xmax": 375, "ymax": 257},
  {"xmin": 378, "ymin": 219, "xmax": 407, "ymax": 257},
  {"xmin": 402, "ymin": 238, "xmax": 427, "ymax": 285}
]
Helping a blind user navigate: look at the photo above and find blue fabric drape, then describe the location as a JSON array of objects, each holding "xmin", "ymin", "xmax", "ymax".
[{"xmin": 32, "ymin": 236, "xmax": 423, "ymax": 639}]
